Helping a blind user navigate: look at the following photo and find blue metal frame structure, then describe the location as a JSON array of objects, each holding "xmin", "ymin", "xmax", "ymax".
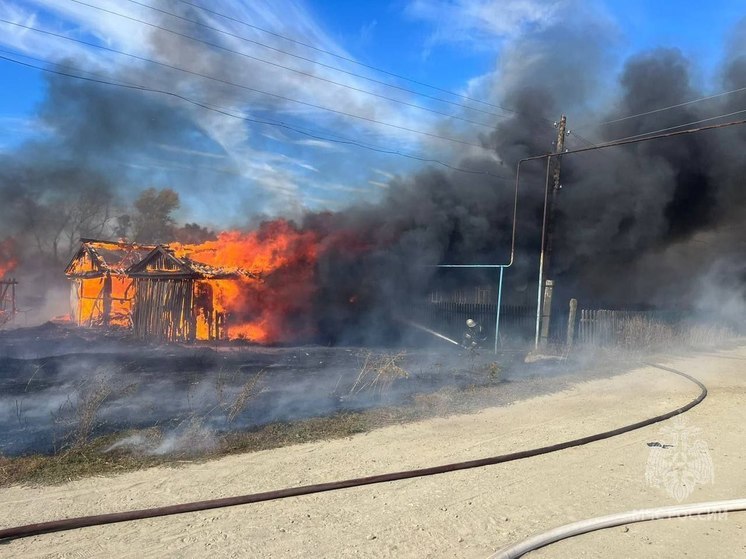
[{"xmin": 437, "ymin": 157, "xmax": 551, "ymax": 354}]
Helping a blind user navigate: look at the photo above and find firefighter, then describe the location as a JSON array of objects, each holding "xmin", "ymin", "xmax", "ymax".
[{"xmin": 463, "ymin": 318, "xmax": 487, "ymax": 349}]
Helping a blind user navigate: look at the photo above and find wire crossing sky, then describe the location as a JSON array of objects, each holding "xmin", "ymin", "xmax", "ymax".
[{"xmin": 0, "ymin": 0, "xmax": 744, "ymax": 223}]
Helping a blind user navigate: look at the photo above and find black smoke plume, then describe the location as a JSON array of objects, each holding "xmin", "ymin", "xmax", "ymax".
[
  {"xmin": 308, "ymin": 19, "xmax": 746, "ymax": 341},
  {"xmin": 3, "ymin": 7, "xmax": 746, "ymax": 339}
]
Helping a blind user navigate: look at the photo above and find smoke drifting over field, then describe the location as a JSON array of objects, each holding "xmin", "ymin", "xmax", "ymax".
[{"xmin": 1, "ymin": 5, "xmax": 746, "ymax": 339}]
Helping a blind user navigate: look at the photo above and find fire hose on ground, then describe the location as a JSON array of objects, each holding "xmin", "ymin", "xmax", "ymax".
[
  {"xmin": 0, "ymin": 363, "xmax": 712, "ymax": 543},
  {"xmin": 490, "ymin": 499, "xmax": 746, "ymax": 558}
]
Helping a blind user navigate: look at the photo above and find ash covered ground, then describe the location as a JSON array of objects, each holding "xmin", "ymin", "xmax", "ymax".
[{"xmin": 0, "ymin": 323, "xmax": 625, "ymax": 457}]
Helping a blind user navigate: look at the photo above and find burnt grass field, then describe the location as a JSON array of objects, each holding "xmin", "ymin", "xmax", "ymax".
[{"xmin": 0, "ymin": 322, "xmax": 634, "ymax": 471}]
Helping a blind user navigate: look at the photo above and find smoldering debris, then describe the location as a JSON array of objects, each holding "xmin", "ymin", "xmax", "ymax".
[
  {"xmin": 0, "ymin": 326, "xmax": 518, "ymax": 457},
  {"xmin": 1, "ymin": 316, "xmax": 737, "ymax": 461}
]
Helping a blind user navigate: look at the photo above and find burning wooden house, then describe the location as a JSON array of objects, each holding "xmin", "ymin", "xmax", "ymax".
[
  {"xmin": 126, "ymin": 245, "xmax": 256, "ymax": 342},
  {"xmin": 65, "ymin": 239, "xmax": 155, "ymax": 327}
]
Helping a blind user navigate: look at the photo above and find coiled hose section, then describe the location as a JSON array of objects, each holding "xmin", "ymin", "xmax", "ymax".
[{"xmin": 0, "ymin": 363, "xmax": 707, "ymax": 542}]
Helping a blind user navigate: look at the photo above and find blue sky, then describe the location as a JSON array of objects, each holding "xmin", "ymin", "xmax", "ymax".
[{"xmin": 0, "ymin": 0, "xmax": 744, "ymax": 227}]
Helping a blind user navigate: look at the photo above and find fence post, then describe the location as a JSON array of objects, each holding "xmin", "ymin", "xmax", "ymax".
[
  {"xmin": 539, "ymin": 279, "xmax": 554, "ymax": 346},
  {"xmin": 590, "ymin": 309, "xmax": 595, "ymax": 345},
  {"xmin": 566, "ymin": 298, "xmax": 577, "ymax": 348}
]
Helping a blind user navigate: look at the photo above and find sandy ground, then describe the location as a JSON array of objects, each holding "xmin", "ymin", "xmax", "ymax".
[{"xmin": 1, "ymin": 347, "xmax": 744, "ymax": 558}]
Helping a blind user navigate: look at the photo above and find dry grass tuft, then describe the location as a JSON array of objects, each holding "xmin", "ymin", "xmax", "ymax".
[
  {"xmin": 224, "ymin": 369, "xmax": 265, "ymax": 424},
  {"xmin": 51, "ymin": 375, "xmax": 138, "ymax": 453},
  {"xmin": 350, "ymin": 350, "xmax": 409, "ymax": 396},
  {"xmin": 677, "ymin": 323, "xmax": 736, "ymax": 348},
  {"xmin": 0, "ymin": 431, "xmax": 167, "ymax": 487}
]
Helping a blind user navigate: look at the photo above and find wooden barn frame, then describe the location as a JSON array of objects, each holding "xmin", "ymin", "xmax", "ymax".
[
  {"xmin": 126, "ymin": 246, "xmax": 255, "ymax": 342},
  {"xmin": 64, "ymin": 239, "xmax": 155, "ymax": 328}
]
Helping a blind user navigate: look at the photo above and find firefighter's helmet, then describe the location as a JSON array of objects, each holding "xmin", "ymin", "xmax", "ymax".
[{"xmin": 466, "ymin": 319, "xmax": 477, "ymax": 328}]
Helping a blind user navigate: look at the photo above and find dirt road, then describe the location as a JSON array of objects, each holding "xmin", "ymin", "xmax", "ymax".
[{"xmin": 1, "ymin": 347, "xmax": 744, "ymax": 558}]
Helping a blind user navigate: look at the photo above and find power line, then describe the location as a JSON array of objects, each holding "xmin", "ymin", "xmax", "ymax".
[
  {"xmin": 119, "ymin": 0, "xmax": 514, "ymax": 123},
  {"xmin": 566, "ymin": 130, "xmax": 598, "ymax": 147},
  {"xmin": 106, "ymin": 2, "xmax": 499, "ymax": 131},
  {"xmin": 601, "ymin": 108, "xmax": 746, "ymax": 145},
  {"xmin": 0, "ymin": 47, "xmax": 382, "ymax": 149},
  {"xmin": 576, "ymin": 83, "xmax": 746, "ymax": 130},
  {"xmin": 567, "ymin": 111, "xmax": 746, "ymax": 156},
  {"xmin": 165, "ymin": 0, "xmax": 526, "ymax": 117},
  {"xmin": 0, "ymin": 18, "xmax": 487, "ymax": 150},
  {"xmin": 563, "ymin": 130, "xmax": 619, "ymax": 164},
  {"xmin": 522, "ymin": 117, "xmax": 746, "ymax": 163},
  {"xmin": 64, "ymin": 0, "xmax": 498, "ymax": 131},
  {"xmin": 0, "ymin": 52, "xmax": 513, "ymax": 181}
]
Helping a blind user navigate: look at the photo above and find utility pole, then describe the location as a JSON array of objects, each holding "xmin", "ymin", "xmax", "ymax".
[
  {"xmin": 522, "ymin": 115, "xmax": 746, "ymax": 349},
  {"xmin": 538, "ymin": 115, "xmax": 567, "ymax": 347},
  {"xmin": 546, "ymin": 115, "xmax": 567, "ymax": 273}
]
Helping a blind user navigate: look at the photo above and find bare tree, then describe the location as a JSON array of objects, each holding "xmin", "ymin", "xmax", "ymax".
[
  {"xmin": 133, "ymin": 188, "xmax": 180, "ymax": 243},
  {"xmin": 60, "ymin": 186, "xmax": 114, "ymax": 256},
  {"xmin": 2, "ymin": 166, "xmax": 115, "ymax": 263}
]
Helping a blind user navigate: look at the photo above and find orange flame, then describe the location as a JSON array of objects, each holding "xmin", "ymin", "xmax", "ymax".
[
  {"xmin": 0, "ymin": 238, "xmax": 18, "ymax": 278},
  {"xmin": 174, "ymin": 220, "xmax": 321, "ymax": 343}
]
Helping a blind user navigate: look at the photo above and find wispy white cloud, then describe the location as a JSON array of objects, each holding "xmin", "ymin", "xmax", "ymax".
[
  {"xmin": 156, "ymin": 143, "xmax": 226, "ymax": 159},
  {"xmin": 358, "ymin": 19, "xmax": 378, "ymax": 45},
  {"xmin": 302, "ymin": 195, "xmax": 344, "ymax": 209},
  {"xmin": 0, "ymin": 0, "xmax": 487, "ymax": 215},
  {"xmin": 314, "ymin": 182, "xmax": 370, "ymax": 194},
  {"xmin": 112, "ymin": 156, "xmax": 240, "ymax": 178},
  {"xmin": 2, "ymin": 0, "xmax": 467, "ymax": 143},
  {"xmin": 0, "ymin": 114, "xmax": 50, "ymax": 135},
  {"xmin": 406, "ymin": 0, "xmax": 566, "ymax": 49},
  {"xmin": 372, "ymin": 168, "xmax": 397, "ymax": 180},
  {"xmin": 279, "ymin": 154, "xmax": 319, "ymax": 173},
  {"xmin": 294, "ymin": 138, "xmax": 346, "ymax": 151}
]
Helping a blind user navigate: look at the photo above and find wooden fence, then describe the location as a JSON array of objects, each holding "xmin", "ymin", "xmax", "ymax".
[
  {"xmin": 577, "ymin": 309, "xmax": 685, "ymax": 346},
  {"xmin": 410, "ymin": 301, "xmax": 685, "ymax": 348}
]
